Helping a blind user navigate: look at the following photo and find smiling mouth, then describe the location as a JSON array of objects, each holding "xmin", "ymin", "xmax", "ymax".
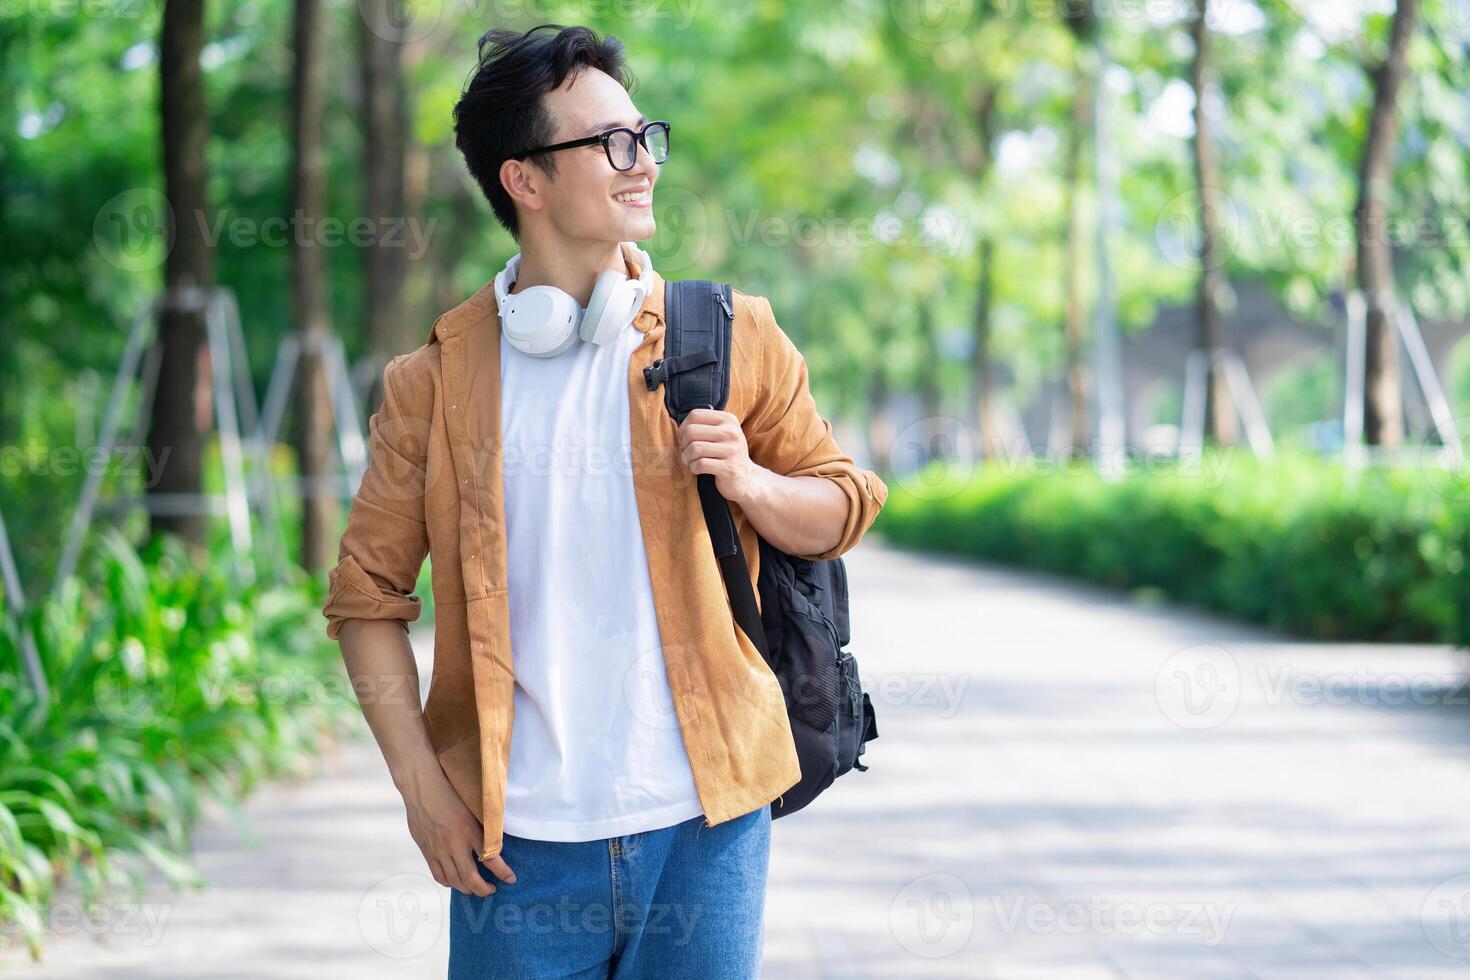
[{"xmin": 613, "ymin": 189, "xmax": 651, "ymax": 206}]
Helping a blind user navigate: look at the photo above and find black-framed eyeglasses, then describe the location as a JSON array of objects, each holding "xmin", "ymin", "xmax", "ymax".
[{"xmin": 513, "ymin": 120, "xmax": 671, "ymax": 172}]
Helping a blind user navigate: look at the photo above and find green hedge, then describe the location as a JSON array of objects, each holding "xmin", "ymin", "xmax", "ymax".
[
  {"xmin": 876, "ymin": 451, "xmax": 1470, "ymax": 646},
  {"xmin": 0, "ymin": 529, "xmax": 358, "ymax": 958}
]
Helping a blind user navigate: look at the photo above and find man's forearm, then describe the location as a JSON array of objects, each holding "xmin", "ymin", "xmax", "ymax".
[
  {"xmin": 337, "ymin": 618, "xmax": 503, "ymax": 893},
  {"xmin": 337, "ymin": 618, "xmax": 440, "ymax": 797},
  {"xmin": 732, "ymin": 467, "xmax": 849, "ymax": 558}
]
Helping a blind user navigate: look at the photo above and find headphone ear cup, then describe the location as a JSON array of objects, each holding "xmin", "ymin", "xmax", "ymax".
[
  {"xmin": 581, "ymin": 268, "xmax": 638, "ymax": 347},
  {"xmin": 503, "ymin": 285, "xmax": 581, "ymax": 357}
]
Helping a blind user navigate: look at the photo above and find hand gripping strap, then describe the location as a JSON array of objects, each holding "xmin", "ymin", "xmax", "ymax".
[{"xmin": 657, "ymin": 281, "xmax": 772, "ymax": 665}]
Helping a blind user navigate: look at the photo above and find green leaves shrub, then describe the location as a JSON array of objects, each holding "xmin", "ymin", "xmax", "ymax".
[
  {"xmin": 877, "ymin": 451, "xmax": 1470, "ymax": 646},
  {"xmin": 0, "ymin": 529, "xmax": 357, "ymax": 958}
]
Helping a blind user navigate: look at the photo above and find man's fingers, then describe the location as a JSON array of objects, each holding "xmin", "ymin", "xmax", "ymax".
[
  {"xmin": 449, "ymin": 848, "xmax": 495, "ymax": 897},
  {"xmin": 427, "ymin": 858, "xmax": 450, "ymax": 889},
  {"xmin": 682, "ymin": 440, "xmax": 737, "ymax": 464},
  {"xmin": 483, "ymin": 855, "xmax": 517, "ymax": 885},
  {"xmin": 681, "ymin": 408, "xmax": 730, "ymax": 426},
  {"xmin": 678, "ymin": 417, "xmax": 737, "ymax": 444}
]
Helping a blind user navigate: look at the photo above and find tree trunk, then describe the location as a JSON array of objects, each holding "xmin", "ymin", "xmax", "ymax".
[
  {"xmin": 1190, "ymin": 0, "xmax": 1238, "ymax": 445},
  {"xmin": 868, "ymin": 356, "xmax": 893, "ymax": 475},
  {"xmin": 433, "ymin": 182, "xmax": 478, "ymax": 317},
  {"xmin": 1356, "ymin": 0, "xmax": 1418, "ymax": 447},
  {"xmin": 1063, "ymin": 46, "xmax": 1092, "ymax": 455},
  {"xmin": 863, "ymin": 312, "xmax": 895, "ymax": 474},
  {"xmin": 358, "ymin": 0, "xmax": 411, "ymax": 364},
  {"xmin": 915, "ymin": 303, "xmax": 944, "ymax": 466},
  {"xmin": 972, "ymin": 237, "xmax": 997, "ymax": 458},
  {"xmin": 401, "ymin": 31, "xmax": 433, "ymax": 348},
  {"xmin": 968, "ymin": 86, "xmax": 999, "ymax": 460},
  {"xmin": 150, "ymin": 0, "xmax": 213, "ymax": 551},
  {"xmin": 293, "ymin": 0, "xmax": 339, "ymax": 572}
]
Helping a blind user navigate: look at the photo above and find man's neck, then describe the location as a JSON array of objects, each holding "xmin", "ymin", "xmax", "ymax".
[{"xmin": 509, "ymin": 237, "xmax": 627, "ymax": 308}]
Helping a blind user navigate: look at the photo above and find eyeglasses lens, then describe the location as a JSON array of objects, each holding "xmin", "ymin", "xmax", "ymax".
[{"xmin": 609, "ymin": 124, "xmax": 670, "ymax": 170}]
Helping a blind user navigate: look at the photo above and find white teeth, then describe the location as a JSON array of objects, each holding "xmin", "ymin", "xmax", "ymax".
[{"xmin": 614, "ymin": 190, "xmax": 648, "ymax": 203}]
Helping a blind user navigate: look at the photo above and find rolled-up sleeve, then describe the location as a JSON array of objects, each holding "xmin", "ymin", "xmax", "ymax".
[
  {"xmin": 741, "ymin": 294, "xmax": 889, "ymax": 561},
  {"xmin": 321, "ymin": 354, "xmax": 430, "ymax": 641}
]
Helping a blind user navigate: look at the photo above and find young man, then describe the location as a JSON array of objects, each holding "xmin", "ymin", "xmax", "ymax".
[{"xmin": 321, "ymin": 23, "xmax": 888, "ymax": 978}]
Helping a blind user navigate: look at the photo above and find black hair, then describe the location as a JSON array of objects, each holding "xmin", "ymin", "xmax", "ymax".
[{"xmin": 452, "ymin": 24, "xmax": 634, "ymax": 239}]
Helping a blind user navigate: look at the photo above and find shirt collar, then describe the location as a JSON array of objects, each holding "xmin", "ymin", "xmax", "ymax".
[{"xmin": 429, "ymin": 241, "xmax": 665, "ymax": 344}]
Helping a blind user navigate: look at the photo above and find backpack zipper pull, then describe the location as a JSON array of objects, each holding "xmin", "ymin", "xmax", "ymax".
[{"xmin": 714, "ymin": 290, "xmax": 733, "ymax": 319}]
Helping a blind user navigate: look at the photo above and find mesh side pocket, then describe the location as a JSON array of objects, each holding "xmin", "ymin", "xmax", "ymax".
[{"xmin": 780, "ymin": 604, "xmax": 842, "ymax": 733}]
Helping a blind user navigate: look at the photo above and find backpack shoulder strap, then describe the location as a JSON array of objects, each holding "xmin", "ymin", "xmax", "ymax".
[
  {"xmin": 646, "ymin": 280, "xmax": 771, "ymax": 665},
  {"xmin": 644, "ymin": 280, "xmax": 734, "ymax": 421}
]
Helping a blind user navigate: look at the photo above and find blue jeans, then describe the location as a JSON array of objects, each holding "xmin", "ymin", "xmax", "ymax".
[{"xmin": 449, "ymin": 804, "xmax": 772, "ymax": 979}]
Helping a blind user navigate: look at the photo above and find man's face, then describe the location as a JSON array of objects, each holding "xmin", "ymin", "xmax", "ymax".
[{"xmin": 532, "ymin": 67, "xmax": 658, "ymax": 244}]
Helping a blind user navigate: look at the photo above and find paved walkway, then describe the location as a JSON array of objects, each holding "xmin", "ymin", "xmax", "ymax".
[{"xmin": 7, "ymin": 539, "xmax": 1470, "ymax": 977}]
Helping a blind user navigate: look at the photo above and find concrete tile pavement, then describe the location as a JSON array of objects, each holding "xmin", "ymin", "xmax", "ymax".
[{"xmin": 761, "ymin": 541, "xmax": 1470, "ymax": 979}]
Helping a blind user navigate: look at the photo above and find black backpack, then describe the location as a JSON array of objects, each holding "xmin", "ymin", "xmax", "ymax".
[{"xmin": 642, "ymin": 279, "xmax": 879, "ymax": 819}]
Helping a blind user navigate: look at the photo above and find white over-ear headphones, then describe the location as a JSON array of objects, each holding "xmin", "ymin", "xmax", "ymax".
[{"xmin": 494, "ymin": 243, "xmax": 654, "ymax": 358}]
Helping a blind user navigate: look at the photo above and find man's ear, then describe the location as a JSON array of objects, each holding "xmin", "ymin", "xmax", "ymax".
[{"xmin": 499, "ymin": 158, "xmax": 544, "ymax": 215}]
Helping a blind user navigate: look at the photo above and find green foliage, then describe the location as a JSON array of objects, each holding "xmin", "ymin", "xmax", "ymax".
[
  {"xmin": 0, "ymin": 529, "xmax": 357, "ymax": 959},
  {"xmin": 7, "ymin": 1, "xmax": 1470, "ymax": 482},
  {"xmin": 1263, "ymin": 355, "xmax": 1338, "ymax": 437},
  {"xmin": 877, "ymin": 452, "xmax": 1470, "ymax": 645}
]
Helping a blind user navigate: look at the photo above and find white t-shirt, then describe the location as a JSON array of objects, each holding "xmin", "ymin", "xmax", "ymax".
[{"xmin": 497, "ymin": 314, "xmax": 706, "ymax": 842}]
